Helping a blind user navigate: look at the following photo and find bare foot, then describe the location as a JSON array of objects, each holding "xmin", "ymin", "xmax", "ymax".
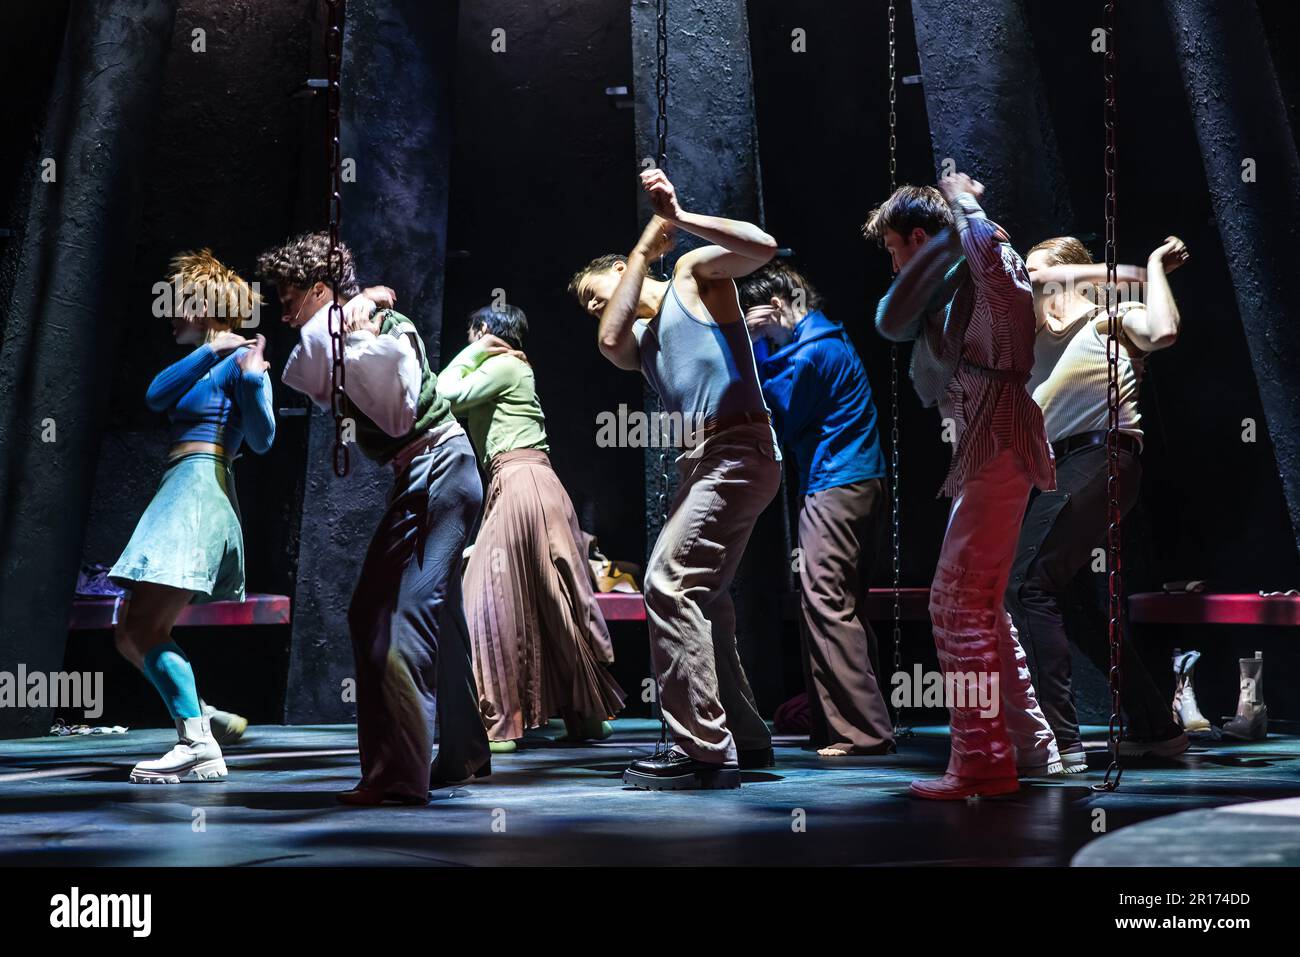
[{"xmin": 817, "ymin": 746, "xmax": 850, "ymax": 757}]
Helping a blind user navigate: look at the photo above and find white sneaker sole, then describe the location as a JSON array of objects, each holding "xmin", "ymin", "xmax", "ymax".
[{"xmin": 129, "ymin": 759, "xmax": 228, "ymax": 784}]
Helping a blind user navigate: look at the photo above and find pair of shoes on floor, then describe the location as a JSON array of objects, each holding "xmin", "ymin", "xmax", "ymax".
[
  {"xmin": 623, "ymin": 746, "xmax": 742, "ymax": 790},
  {"xmin": 429, "ymin": 755, "xmax": 493, "ymax": 789},
  {"xmin": 129, "ymin": 716, "xmax": 227, "ymax": 784}
]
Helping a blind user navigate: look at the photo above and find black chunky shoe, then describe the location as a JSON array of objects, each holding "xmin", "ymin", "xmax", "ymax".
[
  {"xmin": 738, "ymin": 745, "xmax": 776, "ymax": 769},
  {"xmin": 622, "ymin": 748, "xmax": 741, "ymax": 790},
  {"xmin": 429, "ymin": 755, "xmax": 492, "ymax": 789}
]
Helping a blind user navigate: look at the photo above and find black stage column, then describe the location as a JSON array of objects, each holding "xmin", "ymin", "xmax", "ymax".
[
  {"xmin": 1164, "ymin": 0, "xmax": 1300, "ymax": 560},
  {"xmin": 0, "ymin": 0, "xmax": 178, "ymax": 739},
  {"xmin": 910, "ymin": 0, "xmax": 1073, "ymax": 244},
  {"xmin": 629, "ymin": 0, "xmax": 787, "ymax": 709},
  {"xmin": 283, "ymin": 0, "xmax": 460, "ymax": 723}
]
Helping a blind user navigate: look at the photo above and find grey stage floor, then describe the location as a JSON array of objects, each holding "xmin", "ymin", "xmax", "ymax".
[{"xmin": 3, "ymin": 720, "xmax": 1300, "ymax": 866}]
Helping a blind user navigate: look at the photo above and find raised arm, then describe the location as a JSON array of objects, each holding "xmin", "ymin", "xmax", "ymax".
[
  {"xmin": 436, "ymin": 339, "xmax": 517, "ymax": 412},
  {"xmin": 597, "ymin": 215, "xmax": 675, "ymax": 371},
  {"xmin": 1029, "ymin": 261, "xmax": 1147, "ymax": 291},
  {"xmin": 145, "ymin": 343, "xmax": 222, "ymax": 411},
  {"xmin": 937, "ymin": 172, "xmax": 1020, "ymax": 289},
  {"xmin": 341, "ymin": 308, "xmax": 421, "ymax": 438},
  {"xmin": 641, "ymin": 168, "xmax": 777, "ymax": 281},
  {"xmin": 233, "ymin": 334, "xmax": 276, "ymax": 454},
  {"xmin": 1119, "ymin": 236, "xmax": 1187, "ymax": 353},
  {"xmin": 874, "ymin": 227, "xmax": 963, "ymax": 342}
]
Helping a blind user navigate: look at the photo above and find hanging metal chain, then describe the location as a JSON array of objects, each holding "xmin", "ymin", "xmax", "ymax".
[
  {"xmin": 888, "ymin": 0, "xmax": 898, "ymax": 192},
  {"xmin": 325, "ymin": 0, "xmax": 349, "ymax": 478},
  {"xmin": 653, "ymin": 0, "xmax": 670, "ymax": 542},
  {"xmin": 887, "ymin": 0, "xmax": 909, "ymax": 738},
  {"xmin": 652, "ymin": 0, "xmax": 671, "ymax": 756},
  {"xmin": 1096, "ymin": 0, "xmax": 1124, "ymax": 792}
]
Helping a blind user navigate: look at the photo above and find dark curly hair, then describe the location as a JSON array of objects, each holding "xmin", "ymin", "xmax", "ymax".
[
  {"xmin": 736, "ymin": 262, "xmax": 824, "ymax": 314},
  {"xmin": 256, "ymin": 231, "xmax": 359, "ymax": 298}
]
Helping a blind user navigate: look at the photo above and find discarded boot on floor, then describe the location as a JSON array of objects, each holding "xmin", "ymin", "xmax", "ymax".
[
  {"xmin": 1172, "ymin": 648, "xmax": 1212, "ymax": 732},
  {"xmin": 1222, "ymin": 651, "xmax": 1268, "ymax": 741}
]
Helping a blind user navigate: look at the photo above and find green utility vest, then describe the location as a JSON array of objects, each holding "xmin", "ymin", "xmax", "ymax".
[{"xmin": 344, "ymin": 309, "xmax": 454, "ymax": 464}]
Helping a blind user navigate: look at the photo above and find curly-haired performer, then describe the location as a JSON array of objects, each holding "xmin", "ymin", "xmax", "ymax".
[
  {"xmin": 259, "ymin": 231, "xmax": 489, "ymax": 805},
  {"xmin": 436, "ymin": 304, "xmax": 625, "ymax": 753},
  {"xmin": 111, "ymin": 250, "xmax": 274, "ymax": 784},
  {"xmin": 869, "ymin": 175, "xmax": 1062, "ymax": 799}
]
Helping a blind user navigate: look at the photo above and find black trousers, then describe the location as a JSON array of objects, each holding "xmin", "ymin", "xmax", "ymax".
[
  {"xmin": 1005, "ymin": 442, "xmax": 1178, "ymax": 753},
  {"xmin": 347, "ymin": 433, "xmax": 489, "ymax": 798}
]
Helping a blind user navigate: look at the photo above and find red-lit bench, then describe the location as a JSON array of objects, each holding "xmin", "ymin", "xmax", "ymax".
[
  {"xmin": 1127, "ymin": 592, "xmax": 1300, "ymax": 627},
  {"xmin": 594, "ymin": 587, "xmax": 931, "ymax": 624},
  {"xmin": 68, "ymin": 594, "xmax": 292, "ymax": 631}
]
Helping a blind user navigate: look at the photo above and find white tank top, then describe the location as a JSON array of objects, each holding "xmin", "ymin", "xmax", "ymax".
[{"xmin": 1028, "ymin": 304, "xmax": 1144, "ymax": 445}]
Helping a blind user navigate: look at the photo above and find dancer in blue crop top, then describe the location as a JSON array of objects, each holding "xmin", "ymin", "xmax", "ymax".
[{"xmin": 109, "ymin": 250, "xmax": 275, "ymax": 785}]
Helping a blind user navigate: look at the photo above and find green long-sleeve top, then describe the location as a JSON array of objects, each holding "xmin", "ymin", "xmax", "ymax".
[{"xmin": 435, "ymin": 340, "xmax": 549, "ymax": 465}]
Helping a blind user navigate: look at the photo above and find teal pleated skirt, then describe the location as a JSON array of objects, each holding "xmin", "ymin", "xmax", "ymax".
[{"xmin": 109, "ymin": 452, "xmax": 245, "ymax": 604}]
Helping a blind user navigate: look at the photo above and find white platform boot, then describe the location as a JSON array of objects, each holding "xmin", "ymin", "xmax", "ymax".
[
  {"xmin": 1171, "ymin": 648, "xmax": 1212, "ymax": 732},
  {"xmin": 129, "ymin": 716, "xmax": 228, "ymax": 784}
]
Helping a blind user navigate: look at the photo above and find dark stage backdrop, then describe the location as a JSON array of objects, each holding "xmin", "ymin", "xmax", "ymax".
[
  {"xmin": 5, "ymin": 0, "xmax": 325, "ymax": 730},
  {"xmin": 3, "ymin": 0, "xmax": 1299, "ymax": 733},
  {"xmin": 746, "ymin": 0, "xmax": 1300, "ymax": 722}
]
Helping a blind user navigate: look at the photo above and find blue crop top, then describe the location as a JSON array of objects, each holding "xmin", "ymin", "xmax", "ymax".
[{"xmin": 145, "ymin": 343, "xmax": 276, "ymax": 454}]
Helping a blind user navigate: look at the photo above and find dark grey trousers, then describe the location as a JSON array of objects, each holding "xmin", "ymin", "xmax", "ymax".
[{"xmin": 347, "ymin": 433, "xmax": 488, "ymax": 798}]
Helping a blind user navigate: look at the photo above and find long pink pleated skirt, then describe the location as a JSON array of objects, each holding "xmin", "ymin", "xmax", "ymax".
[{"xmin": 464, "ymin": 448, "xmax": 625, "ymax": 741}]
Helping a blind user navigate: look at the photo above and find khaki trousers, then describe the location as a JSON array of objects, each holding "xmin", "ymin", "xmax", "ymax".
[{"xmin": 644, "ymin": 422, "xmax": 780, "ymax": 765}]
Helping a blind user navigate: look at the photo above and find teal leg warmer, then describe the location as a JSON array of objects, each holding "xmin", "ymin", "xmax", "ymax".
[{"xmin": 141, "ymin": 641, "xmax": 202, "ymax": 720}]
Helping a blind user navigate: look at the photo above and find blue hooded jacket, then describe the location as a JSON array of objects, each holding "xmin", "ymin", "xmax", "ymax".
[{"xmin": 756, "ymin": 310, "xmax": 886, "ymax": 496}]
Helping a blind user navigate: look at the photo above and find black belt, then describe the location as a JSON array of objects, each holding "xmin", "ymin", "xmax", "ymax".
[{"xmin": 1052, "ymin": 429, "xmax": 1141, "ymax": 461}]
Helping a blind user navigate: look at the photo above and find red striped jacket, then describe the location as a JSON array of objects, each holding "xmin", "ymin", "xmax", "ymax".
[{"xmin": 877, "ymin": 194, "xmax": 1056, "ymax": 497}]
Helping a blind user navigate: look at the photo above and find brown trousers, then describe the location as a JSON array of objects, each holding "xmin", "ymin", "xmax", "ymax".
[
  {"xmin": 797, "ymin": 478, "xmax": 894, "ymax": 752},
  {"xmin": 644, "ymin": 422, "xmax": 780, "ymax": 765},
  {"xmin": 464, "ymin": 449, "xmax": 625, "ymax": 741}
]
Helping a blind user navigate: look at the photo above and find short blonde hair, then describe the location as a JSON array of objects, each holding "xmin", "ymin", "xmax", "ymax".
[
  {"xmin": 168, "ymin": 248, "xmax": 262, "ymax": 331},
  {"xmin": 1027, "ymin": 236, "xmax": 1093, "ymax": 267}
]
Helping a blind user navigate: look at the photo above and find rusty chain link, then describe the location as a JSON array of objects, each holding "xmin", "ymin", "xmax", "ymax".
[{"xmin": 1096, "ymin": 0, "xmax": 1125, "ymax": 792}]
